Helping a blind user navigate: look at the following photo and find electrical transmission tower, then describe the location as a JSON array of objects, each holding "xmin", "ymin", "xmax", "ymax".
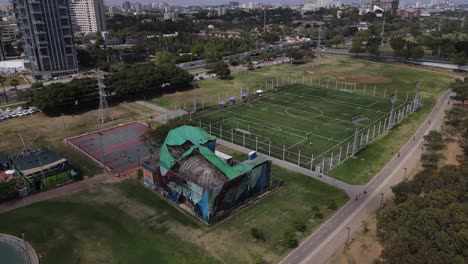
[
  {"xmin": 387, "ymin": 95, "xmax": 397, "ymax": 130},
  {"xmin": 413, "ymin": 80, "xmax": 421, "ymax": 112},
  {"xmin": 97, "ymin": 71, "xmax": 113, "ymax": 124},
  {"xmin": 352, "ymin": 114, "xmax": 365, "ymax": 157}
]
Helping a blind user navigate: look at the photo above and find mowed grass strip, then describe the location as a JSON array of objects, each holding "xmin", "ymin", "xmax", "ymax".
[{"xmin": 0, "ymin": 163, "xmax": 347, "ymax": 264}]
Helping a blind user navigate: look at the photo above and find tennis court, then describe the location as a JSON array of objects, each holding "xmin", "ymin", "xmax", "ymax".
[
  {"xmin": 68, "ymin": 122, "xmax": 152, "ymax": 174},
  {"xmin": 192, "ymin": 84, "xmax": 412, "ymax": 172}
]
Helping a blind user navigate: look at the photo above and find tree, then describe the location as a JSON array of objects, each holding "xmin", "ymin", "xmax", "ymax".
[
  {"xmin": 203, "ymin": 42, "xmax": 220, "ymax": 64},
  {"xmin": 10, "ymin": 79, "xmax": 19, "ymax": 91},
  {"xmin": 410, "ymin": 46, "xmax": 424, "ymax": 60},
  {"xmin": 423, "ymin": 130, "xmax": 445, "ymax": 151},
  {"xmin": 331, "ymin": 35, "xmax": 344, "ymax": 48},
  {"xmin": 349, "ymin": 30, "xmax": 370, "ymax": 55},
  {"xmin": 450, "ymin": 78, "xmax": 468, "ymax": 107},
  {"xmin": 140, "ymin": 119, "xmax": 189, "ymax": 155},
  {"xmin": 286, "ymin": 48, "xmax": 305, "ymax": 63},
  {"xmin": 0, "ymin": 177, "xmax": 17, "ymax": 200},
  {"xmin": 453, "ymin": 52, "xmax": 467, "ymax": 72},
  {"xmin": 390, "ymin": 37, "xmax": 406, "ymax": 57},
  {"xmin": 420, "ymin": 152, "xmax": 443, "ymax": 172},
  {"xmin": 368, "ymin": 44, "xmax": 380, "ymax": 57},
  {"xmin": 210, "ymin": 61, "xmax": 231, "ymax": 79},
  {"xmin": 0, "ymin": 75, "xmax": 7, "ymax": 103},
  {"xmin": 154, "ymin": 51, "xmax": 176, "ymax": 65}
]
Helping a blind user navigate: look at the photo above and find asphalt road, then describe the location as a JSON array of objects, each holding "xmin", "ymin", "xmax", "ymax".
[{"xmin": 280, "ymin": 89, "xmax": 453, "ymax": 264}]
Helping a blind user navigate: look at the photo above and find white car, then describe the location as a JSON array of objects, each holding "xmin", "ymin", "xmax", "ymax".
[
  {"xmin": 16, "ymin": 111, "xmax": 25, "ymax": 117},
  {"xmin": 5, "ymin": 108, "xmax": 11, "ymax": 112},
  {"xmin": 10, "ymin": 113, "xmax": 18, "ymax": 118}
]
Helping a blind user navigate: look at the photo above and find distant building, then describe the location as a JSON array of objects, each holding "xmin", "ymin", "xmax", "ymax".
[
  {"xmin": 229, "ymin": 1, "xmax": 240, "ymax": 7},
  {"xmin": 0, "ymin": 15, "xmax": 18, "ymax": 43},
  {"xmin": 217, "ymin": 7, "xmax": 226, "ymax": 16},
  {"xmin": 0, "ymin": 32, "xmax": 6, "ymax": 60},
  {"xmin": 396, "ymin": 9, "xmax": 421, "ymax": 17},
  {"xmin": 12, "ymin": 0, "xmax": 78, "ymax": 77},
  {"xmin": 122, "ymin": 1, "xmax": 131, "ymax": 12},
  {"xmin": 70, "ymin": 0, "xmax": 107, "ymax": 34},
  {"xmin": 134, "ymin": 2, "xmax": 142, "ymax": 13},
  {"xmin": 361, "ymin": 0, "xmax": 399, "ymax": 14}
]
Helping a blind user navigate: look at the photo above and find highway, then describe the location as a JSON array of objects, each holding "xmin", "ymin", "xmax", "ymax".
[{"xmin": 280, "ymin": 89, "xmax": 453, "ymax": 264}]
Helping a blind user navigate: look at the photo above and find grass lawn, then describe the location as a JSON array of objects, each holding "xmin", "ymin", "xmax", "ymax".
[
  {"xmin": 0, "ymin": 162, "xmax": 347, "ymax": 264},
  {"xmin": 0, "ymin": 102, "xmax": 156, "ymax": 176},
  {"xmin": 1, "ymin": 75, "xmax": 27, "ymax": 87}
]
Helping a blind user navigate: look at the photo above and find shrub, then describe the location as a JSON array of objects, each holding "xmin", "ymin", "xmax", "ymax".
[
  {"xmin": 327, "ymin": 200, "xmax": 338, "ymax": 210},
  {"xmin": 293, "ymin": 217, "xmax": 307, "ymax": 233},
  {"xmin": 250, "ymin": 227, "xmax": 265, "ymax": 241},
  {"xmin": 314, "ymin": 211, "xmax": 323, "ymax": 219},
  {"xmin": 282, "ymin": 231, "xmax": 298, "ymax": 249}
]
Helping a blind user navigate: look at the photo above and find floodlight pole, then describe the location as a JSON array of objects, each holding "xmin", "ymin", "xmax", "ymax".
[
  {"xmin": 352, "ymin": 114, "xmax": 365, "ymax": 157},
  {"xmin": 387, "ymin": 95, "xmax": 397, "ymax": 131}
]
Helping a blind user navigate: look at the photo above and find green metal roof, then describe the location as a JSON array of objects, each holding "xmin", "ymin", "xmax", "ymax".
[{"xmin": 160, "ymin": 126, "xmax": 268, "ymax": 181}]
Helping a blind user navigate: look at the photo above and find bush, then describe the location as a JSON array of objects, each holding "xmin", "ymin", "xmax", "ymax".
[
  {"xmin": 250, "ymin": 252, "xmax": 267, "ymax": 264},
  {"xmin": 293, "ymin": 217, "xmax": 307, "ymax": 233},
  {"xmin": 327, "ymin": 200, "xmax": 338, "ymax": 210},
  {"xmin": 314, "ymin": 211, "xmax": 323, "ymax": 219},
  {"xmin": 281, "ymin": 231, "xmax": 298, "ymax": 249},
  {"xmin": 250, "ymin": 227, "xmax": 265, "ymax": 241}
]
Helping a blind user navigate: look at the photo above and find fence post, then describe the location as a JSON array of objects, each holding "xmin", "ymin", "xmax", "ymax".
[
  {"xmin": 374, "ymin": 85, "xmax": 376, "ymax": 96},
  {"xmin": 243, "ymin": 132, "xmax": 245, "ymax": 147},
  {"xmin": 268, "ymin": 141, "xmax": 271, "ymax": 156},
  {"xmin": 366, "ymin": 128, "xmax": 370, "ymax": 145},
  {"xmin": 322, "ymin": 158, "xmax": 325, "ymax": 174},
  {"xmin": 395, "ymin": 88, "xmax": 398, "ymax": 98},
  {"xmin": 335, "ymin": 80, "xmax": 338, "ymax": 89},
  {"xmin": 297, "ymin": 150, "xmax": 301, "ymax": 166},
  {"xmin": 405, "ymin": 91, "xmax": 409, "ymax": 102},
  {"xmin": 372, "ymin": 124, "xmax": 376, "ymax": 139},
  {"xmin": 231, "ymin": 129, "xmax": 234, "ymax": 143},
  {"xmin": 310, "ymin": 154, "xmax": 314, "ymax": 170},
  {"xmin": 384, "ymin": 117, "xmax": 388, "ymax": 131},
  {"xmin": 360, "ymin": 132, "xmax": 364, "ymax": 147},
  {"xmin": 283, "ymin": 145, "xmax": 285, "ymax": 160},
  {"xmin": 209, "ymin": 122, "xmax": 212, "ymax": 135},
  {"xmin": 338, "ymin": 146, "xmax": 342, "ymax": 163},
  {"xmin": 346, "ymin": 142, "xmax": 350, "ymax": 158},
  {"xmin": 384, "ymin": 88, "xmax": 387, "ymax": 98},
  {"xmin": 378, "ymin": 121, "xmax": 382, "ymax": 134},
  {"xmin": 256, "ymin": 137, "xmax": 258, "ymax": 151},
  {"xmin": 329, "ymin": 152, "xmax": 333, "ymax": 169}
]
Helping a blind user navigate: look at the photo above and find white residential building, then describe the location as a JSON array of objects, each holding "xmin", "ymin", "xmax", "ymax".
[{"xmin": 70, "ymin": 0, "xmax": 107, "ymax": 34}]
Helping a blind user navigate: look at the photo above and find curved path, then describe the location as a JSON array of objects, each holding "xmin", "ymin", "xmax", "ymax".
[
  {"xmin": 280, "ymin": 89, "xmax": 453, "ymax": 264},
  {"xmin": 0, "ymin": 233, "xmax": 39, "ymax": 264}
]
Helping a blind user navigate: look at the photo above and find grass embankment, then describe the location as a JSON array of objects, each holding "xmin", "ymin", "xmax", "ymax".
[
  {"xmin": 0, "ymin": 102, "xmax": 160, "ymax": 176},
  {"xmin": 0, "ymin": 163, "xmax": 347, "ymax": 263}
]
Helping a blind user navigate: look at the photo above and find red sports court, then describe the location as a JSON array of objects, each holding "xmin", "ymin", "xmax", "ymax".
[{"xmin": 68, "ymin": 122, "xmax": 152, "ymax": 174}]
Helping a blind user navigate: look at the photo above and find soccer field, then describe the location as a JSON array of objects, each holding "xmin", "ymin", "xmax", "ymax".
[{"xmin": 192, "ymin": 84, "xmax": 411, "ymax": 172}]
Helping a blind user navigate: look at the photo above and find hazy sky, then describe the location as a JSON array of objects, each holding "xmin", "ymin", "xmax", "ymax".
[{"xmin": 1, "ymin": 0, "xmax": 465, "ymax": 5}]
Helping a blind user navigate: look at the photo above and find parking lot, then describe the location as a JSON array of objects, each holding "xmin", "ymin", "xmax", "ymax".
[{"xmin": 0, "ymin": 105, "xmax": 40, "ymax": 121}]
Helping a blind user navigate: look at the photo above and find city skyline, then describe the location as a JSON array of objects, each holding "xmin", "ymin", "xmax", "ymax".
[{"xmin": 1, "ymin": 0, "xmax": 466, "ymax": 5}]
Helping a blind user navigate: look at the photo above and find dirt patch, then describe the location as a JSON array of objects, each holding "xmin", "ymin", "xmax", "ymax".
[
  {"xmin": 326, "ymin": 215, "xmax": 382, "ymax": 264},
  {"xmin": 338, "ymin": 74, "xmax": 392, "ymax": 84},
  {"xmin": 444, "ymin": 140, "xmax": 462, "ymax": 166}
]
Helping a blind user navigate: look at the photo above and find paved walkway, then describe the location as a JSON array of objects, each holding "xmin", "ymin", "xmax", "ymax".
[
  {"xmin": 135, "ymin": 101, "xmax": 187, "ymax": 124},
  {"xmin": 280, "ymin": 89, "xmax": 453, "ymax": 264},
  {"xmin": 0, "ymin": 173, "xmax": 111, "ymax": 214},
  {"xmin": 217, "ymin": 139, "xmax": 363, "ymax": 198}
]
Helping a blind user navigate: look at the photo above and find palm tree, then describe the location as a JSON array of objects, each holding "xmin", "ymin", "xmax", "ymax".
[
  {"xmin": 10, "ymin": 78, "xmax": 19, "ymax": 92},
  {"xmin": 0, "ymin": 75, "xmax": 7, "ymax": 103}
]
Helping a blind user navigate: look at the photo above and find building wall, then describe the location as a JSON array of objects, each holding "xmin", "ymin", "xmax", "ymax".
[
  {"xmin": 362, "ymin": 0, "xmax": 399, "ymax": 13},
  {"xmin": 0, "ymin": 15, "xmax": 18, "ymax": 43},
  {"xmin": 70, "ymin": 0, "xmax": 107, "ymax": 34},
  {"xmin": 12, "ymin": 0, "xmax": 78, "ymax": 75}
]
